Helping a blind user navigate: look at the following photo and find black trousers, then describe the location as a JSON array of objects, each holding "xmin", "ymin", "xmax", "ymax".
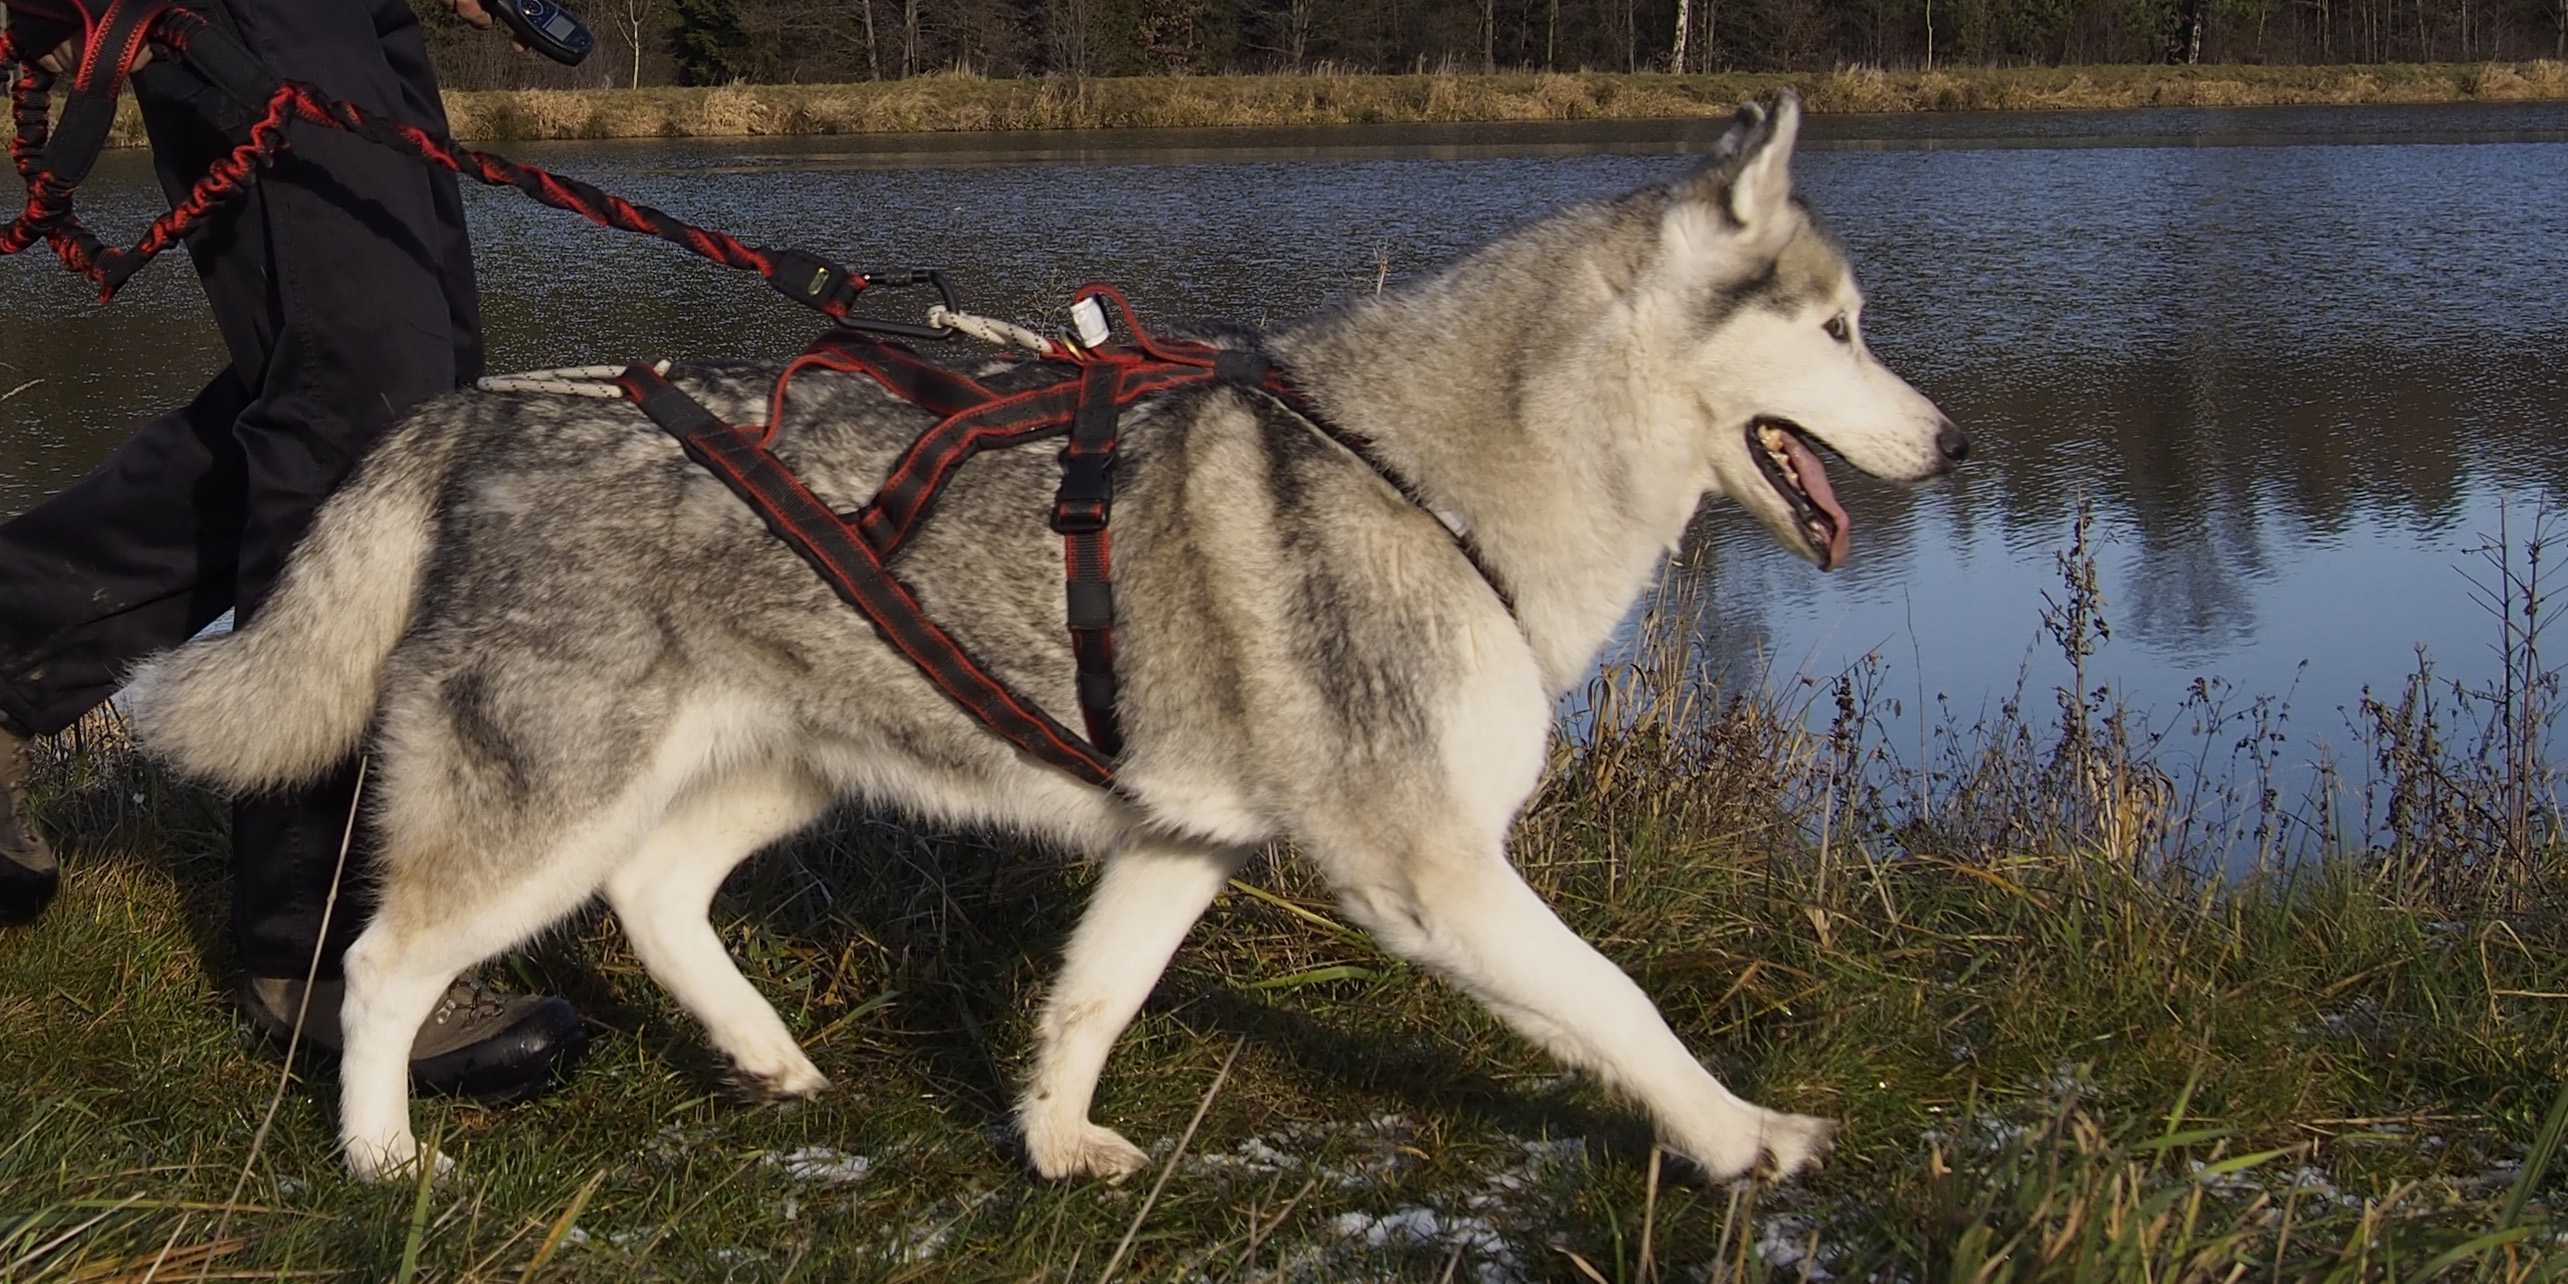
[{"xmin": 0, "ymin": 0, "xmax": 481, "ymax": 979}]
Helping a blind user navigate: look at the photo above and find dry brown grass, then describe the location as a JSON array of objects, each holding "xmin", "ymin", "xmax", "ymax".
[
  {"xmin": 8, "ymin": 61, "xmax": 2564, "ymax": 151},
  {"xmin": 442, "ymin": 59, "xmax": 2568, "ymax": 137}
]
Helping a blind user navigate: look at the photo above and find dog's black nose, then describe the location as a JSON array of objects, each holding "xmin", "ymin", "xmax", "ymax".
[{"xmin": 1934, "ymin": 421, "xmax": 1970, "ymax": 464}]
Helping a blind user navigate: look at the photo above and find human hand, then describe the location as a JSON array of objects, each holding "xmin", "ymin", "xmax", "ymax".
[
  {"xmin": 37, "ymin": 37, "xmax": 153, "ymax": 76},
  {"xmin": 448, "ymin": 0, "xmax": 533, "ymax": 56}
]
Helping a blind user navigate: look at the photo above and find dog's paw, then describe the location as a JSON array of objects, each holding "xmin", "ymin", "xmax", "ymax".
[
  {"xmin": 1755, "ymin": 1109, "xmax": 1837, "ymax": 1182},
  {"xmin": 726, "ymin": 1051, "xmax": 832, "ymax": 1103},
  {"xmin": 1671, "ymin": 1105, "xmax": 1837, "ymax": 1185},
  {"xmin": 345, "ymin": 1138, "xmax": 457, "ymax": 1185},
  {"xmin": 1023, "ymin": 1118, "xmax": 1151, "ymax": 1183}
]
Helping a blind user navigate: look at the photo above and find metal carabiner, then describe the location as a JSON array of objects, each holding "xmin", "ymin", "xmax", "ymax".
[{"xmin": 838, "ymin": 268, "xmax": 959, "ymax": 341}]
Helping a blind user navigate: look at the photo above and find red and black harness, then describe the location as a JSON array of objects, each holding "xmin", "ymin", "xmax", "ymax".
[
  {"xmin": 614, "ymin": 287, "xmax": 1515, "ymax": 789},
  {"xmin": 4, "ymin": 1, "xmax": 1515, "ymax": 789}
]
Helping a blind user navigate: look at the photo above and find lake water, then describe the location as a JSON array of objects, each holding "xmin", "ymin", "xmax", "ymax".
[{"xmin": 7, "ymin": 103, "xmax": 2566, "ymax": 843}]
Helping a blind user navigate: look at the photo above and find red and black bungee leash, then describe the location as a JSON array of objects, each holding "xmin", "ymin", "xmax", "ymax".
[{"xmin": 1, "ymin": 0, "xmax": 944, "ymax": 332}]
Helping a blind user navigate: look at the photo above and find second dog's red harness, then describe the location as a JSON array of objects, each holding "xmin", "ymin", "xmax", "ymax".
[{"xmin": 615, "ymin": 284, "xmax": 1516, "ymax": 789}]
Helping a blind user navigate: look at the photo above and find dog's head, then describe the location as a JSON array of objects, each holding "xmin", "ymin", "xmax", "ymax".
[{"xmin": 1647, "ymin": 90, "xmax": 1964, "ymax": 572}]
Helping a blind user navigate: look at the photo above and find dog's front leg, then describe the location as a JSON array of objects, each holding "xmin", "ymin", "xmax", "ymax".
[
  {"xmin": 1309, "ymin": 831, "xmax": 1835, "ymax": 1184},
  {"xmin": 1017, "ymin": 839, "xmax": 1250, "ymax": 1182},
  {"xmin": 603, "ymin": 763, "xmax": 835, "ymax": 1101}
]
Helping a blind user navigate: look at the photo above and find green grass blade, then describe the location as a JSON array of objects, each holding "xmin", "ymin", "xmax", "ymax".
[
  {"xmin": 517, "ymin": 1168, "xmax": 607, "ymax": 1284},
  {"xmin": 2497, "ymin": 1079, "xmax": 2568, "ymax": 1231},
  {"xmin": 392, "ymin": 1137, "xmax": 440, "ymax": 1284},
  {"xmin": 2420, "ymin": 1226, "xmax": 2535, "ymax": 1279},
  {"xmin": 1247, "ymin": 964, "xmax": 1383, "ymax": 991}
]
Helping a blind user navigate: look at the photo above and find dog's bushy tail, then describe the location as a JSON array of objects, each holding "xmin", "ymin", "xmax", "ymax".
[{"xmin": 121, "ymin": 430, "xmax": 453, "ymax": 793}]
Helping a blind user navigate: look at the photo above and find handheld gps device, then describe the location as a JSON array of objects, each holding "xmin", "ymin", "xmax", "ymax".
[{"xmin": 490, "ymin": 0, "xmax": 595, "ymax": 67}]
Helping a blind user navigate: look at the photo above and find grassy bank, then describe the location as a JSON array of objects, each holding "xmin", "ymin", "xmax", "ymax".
[
  {"xmin": 3, "ymin": 508, "xmax": 2567, "ymax": 1280},
  {"xmin": 12, "ymin": 60, "xmax": 2566, "ymax": 151}
]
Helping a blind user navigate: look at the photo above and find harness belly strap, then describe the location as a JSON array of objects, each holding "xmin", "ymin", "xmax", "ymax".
[{"xmin": 1052, "ymin": 361, "xmax": 1126, "ymax": 757}]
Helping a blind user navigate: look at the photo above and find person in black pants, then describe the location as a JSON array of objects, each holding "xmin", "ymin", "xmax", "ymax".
[{"xmin": 0, "ymin": 0, "xmax": 585, "ymax": 1099}]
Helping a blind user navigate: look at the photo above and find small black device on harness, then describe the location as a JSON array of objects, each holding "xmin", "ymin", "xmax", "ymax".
[
  {"xmin": 2, "ymin": 2, "xmax": 1519, "ymax": 792},
  {"xmin": 488, "ymin": 0, "xmax": 593, "ymax": 67}
]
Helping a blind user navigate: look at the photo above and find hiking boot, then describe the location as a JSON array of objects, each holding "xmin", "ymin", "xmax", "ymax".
[
  {"xmin": 0, "ymin": 731, "xmax": 57, "ymax": 927},
  {"xmin": 242, "ymin": 973, "xmax": 588, "ymax": 1103}
]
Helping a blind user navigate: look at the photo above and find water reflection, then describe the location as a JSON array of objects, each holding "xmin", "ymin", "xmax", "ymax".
[{"xmin": 6, "ymin": 104, "xmax": 2564, "ymax": 791}]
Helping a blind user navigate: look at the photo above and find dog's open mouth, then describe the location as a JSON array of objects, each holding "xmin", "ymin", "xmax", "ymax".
[{"xmin": 1749, "ymin": 418, "xmax": 1851, "ymax": 571}]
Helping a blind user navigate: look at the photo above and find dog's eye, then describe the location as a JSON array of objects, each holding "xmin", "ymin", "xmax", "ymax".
[{"xmin": 1823, "ymin": 314, "xmax": 1851, "ymax": 343}]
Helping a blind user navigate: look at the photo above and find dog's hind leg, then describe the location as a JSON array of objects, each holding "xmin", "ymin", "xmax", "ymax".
[
  {"xmin": 1017, "ymin": 838, "xmax": 1251, "ymax": 1182},
  {"xmin": 1306, "ymin": 828, "xmax": 1834, "ymax": 1184},
  {"xmin": 338, "ymin": 806, "xmax": 642, "ymax": 1182},
  {"xmin": 602, "ymin": 763, "xmax": 834, "ymax": 1101}
]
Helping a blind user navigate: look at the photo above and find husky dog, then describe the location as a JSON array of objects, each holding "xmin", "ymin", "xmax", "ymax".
[{"xmin": 120, "ymin": 89, "xmax": 1963, "ymax": 1183}]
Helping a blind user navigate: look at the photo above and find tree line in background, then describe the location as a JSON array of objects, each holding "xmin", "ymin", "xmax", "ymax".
[{"xmin": 413, "ymin": 0, "xmax": 2568, "ymax": 90}]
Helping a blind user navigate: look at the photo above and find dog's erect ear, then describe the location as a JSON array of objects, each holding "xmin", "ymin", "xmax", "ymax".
[{"xmin": 1686, "ymin": 89, "xmax": 1803, "ymax": 232}]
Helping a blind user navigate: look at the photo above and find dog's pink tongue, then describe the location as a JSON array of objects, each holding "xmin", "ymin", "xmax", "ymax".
[{"xmin": 1782, "ymin": 435, "xmax": 1852, "ymax": 569}]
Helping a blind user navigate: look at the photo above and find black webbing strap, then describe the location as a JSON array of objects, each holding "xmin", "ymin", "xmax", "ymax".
[
  {"xmin": 793, "ymin": 330, "xmax": 997, "ymax": 421},
  {"xmin": 1052, "ymin": 362, "xmax": 1124, "ymax": 756},
  {"xmin": 856, "ymin": 379, "xmax": 1086, "ymax": 555},
  {"xmin": 618, "ymin": 363, "xmax": 1118, "ymax": 788},
  {"xmin": 763, "ymin": 248, "xmax": 867, "ymax": 322},
  {"xmin": 42, "ymin": 0, "xmax": 172, "ymax": 185},
  {"xmin": 1250, "ymin": 367, "xmax": 1520, "ymax": 620},
  {"xmin": 166, "ymin": 6, "xmax": 278, "ymax": 123},
  {"xmin": 856, "ymin": 363, "xmax": 1216, "ymax": 558}
]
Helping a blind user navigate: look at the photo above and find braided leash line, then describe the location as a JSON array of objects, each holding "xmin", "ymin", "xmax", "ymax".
[
  {"xmin": 272, "ymin": 85, "xmax": 778, "ymax": 279},
  {"xmin": 0, "ymin": 47, "xmax": 109, "ymax": 276},
  {"xmin": 476, "ymin": 361, "xmax": 667, "ymax": 399},
  {"xmin": 4, "ymin": 12, "xmax": 838, "ymax": 310}
]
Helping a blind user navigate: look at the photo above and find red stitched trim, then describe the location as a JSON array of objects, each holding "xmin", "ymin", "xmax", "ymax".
[
  {"xmin": 872, "ymin": 368, "xmax": 1204, "ymax": 516},
  {"xmin": 757, "ymin": 339, "xmax": 994, "ymax": 448},
  {"xmin": 860, "ymin": 367, "xmax": 1210, "ymax": 553},
  {"xmin": 71, "ymin": 0, "xmax": 124, "ymax": 92},
  {"xmin": 868, "ymin": 383, "xmax": 1076, "ymax": 502}
]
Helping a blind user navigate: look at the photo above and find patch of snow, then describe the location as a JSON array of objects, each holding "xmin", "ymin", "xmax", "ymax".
[
  {"xmin": 1331, "ymin": 1207, "xmax": 1522, "ymax": 1284},
  {"xmin": 1467, "ymin": 1137, "xmax": 1588, "ymax": 1210},
  {"xmin": 765, "ymin": 1146, "xmax": 873, "ymax": 1186},
  {"xmin": 897, "ymin": 1219, "xmax": 953, "ymax": 1264},
  {"xmin": 1296, "ymin": 1131, "xmax": 1606, "ymax": 1284},
  {"xmin": 1918, "ymin": 1115, "xmax": 2034, "ymax": 1157},
  {"xmin": 1181, "ymin": 1114, "xmax": 1424, "ymax": 1190},
  {"xmin": 1756, "ymin": 1214, "xmax": 1832, "ymax": 1280}
]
